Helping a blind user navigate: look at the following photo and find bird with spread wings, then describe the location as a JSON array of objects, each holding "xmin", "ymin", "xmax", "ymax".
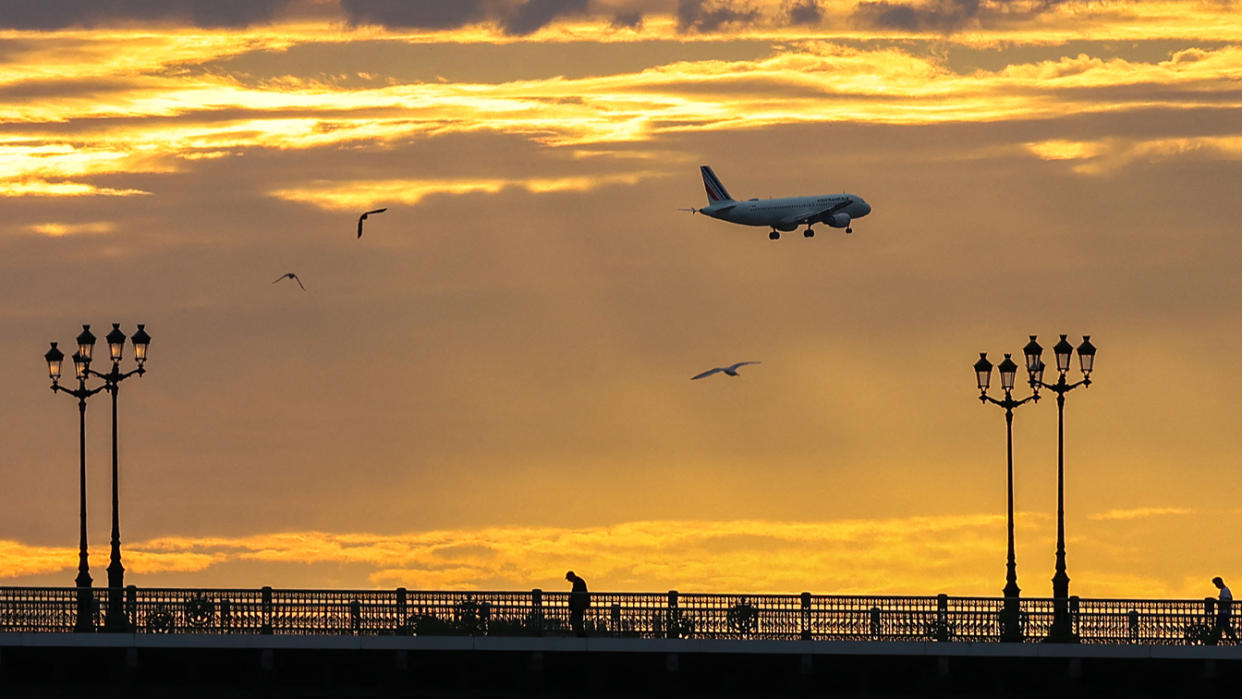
[
  {"xmin": 691, "ymin": 361, "xmax": 760, "ymax": 380},
  {"xmin": 357, "ymin": 208, "xmax": 387, "ymax": 238},
  {"xmin": 272, "ymin": 272, "xmax": 306, "ymax": 290}
]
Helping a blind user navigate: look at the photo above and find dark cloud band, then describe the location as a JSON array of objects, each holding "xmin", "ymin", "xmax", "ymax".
[
  {"xmin": 852, "ymin": 0, "xmax": 979, "ymax": 31},
  {"xmin": 0, "ymin": 0, "xmax": 293, "ymax": 29},
  {"xmin": 677, "ymin": 0, "xmax": 760, "ymax": 32},
  {"xmin": 341, "ymin": 0, "xmax": 590, "ymax": 35}
]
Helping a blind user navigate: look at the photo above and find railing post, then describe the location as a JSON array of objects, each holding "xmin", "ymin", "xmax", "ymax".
[
  {"xmin": 349, "ymin": 599, "xmax": 362, "ymax": 635},
  {"xmin": 1203, "ymin": 597, "xmax": 1217, "ymax": 645},
  {"xmin": 869, "ymin": 606, "xmax": 882, "ymax": 638},
  {"xmin": 125, "ymin": 585, "xmax": 137, "ymax": 629},
  {"xmin": 936, "ymin": 594, "xmax": 950, "ymax": 642},
  {"xmin": 260, "ymin": 586, "xmax": 273, "ymax": 635},
  {"xmin": 800, "ymin": 592, "xmax": 812, "ymax": 641},
  {"xmin": 531, "ymin": 588, "xmax": 543, "ymax": 636},
  {"xmin": 1127, "ymin": 609, "xmax": 1139, "ymax": 642},
  {"xmin": 1069, "ymin": 595, "xmax": 1080, "ymax": 637},
  {"xmin": 667, "ymin": 590, "xmax": 679, "ymax": 639},
  {"xmin": 220, "ymin": 598, "xmax": 232, "ymax": 631},
  {"xmin": 396, "ymin": 587, "xmax": 408, "ymax": 635}
]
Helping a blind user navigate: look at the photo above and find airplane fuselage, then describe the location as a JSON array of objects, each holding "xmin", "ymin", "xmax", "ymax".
[
  {"xmin": 702, "ymin": 193, "xmax": 871, "ymax": 232},
  {"xmin": 691, "ymin": 166, "xmax": 871, "ymax": 239}
]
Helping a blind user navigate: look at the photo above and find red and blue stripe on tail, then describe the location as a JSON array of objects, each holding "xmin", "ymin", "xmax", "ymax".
[{"xmin": 700, "ymin": 165, "xmax": 733, "ymax": 204}]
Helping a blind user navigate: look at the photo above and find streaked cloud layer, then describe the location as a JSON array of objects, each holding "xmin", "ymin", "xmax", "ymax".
[
  {"xmin": 1, "ymin": 0, "xmax": 1241, "ymax": 599},
  {"xmin": 3, "ymin": 507, "xmax": 1224, "ymax": 599},
  {"xmin": 2, "ymin": 18, "xmax": 1241, "ymax": 203}
]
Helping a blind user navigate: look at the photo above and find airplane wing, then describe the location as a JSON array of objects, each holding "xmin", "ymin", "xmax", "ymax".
[{"xmin": 781, "ymin": 199, "xmax": 852, "ymax": 226}]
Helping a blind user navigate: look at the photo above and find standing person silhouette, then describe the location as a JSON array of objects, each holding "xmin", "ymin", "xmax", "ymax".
[
  {"xmin": 1212, "ymin": 576, "xmax": 1237, "ymax": 645},
  {"xmin": 565, "ymin": 571, "xmax": 590, "ymax": 637}
]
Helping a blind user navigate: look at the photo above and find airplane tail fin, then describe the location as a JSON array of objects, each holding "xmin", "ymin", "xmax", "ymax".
[{"xmin": 700, "ymin": 165, "xmax": 733, "ymax": 204}]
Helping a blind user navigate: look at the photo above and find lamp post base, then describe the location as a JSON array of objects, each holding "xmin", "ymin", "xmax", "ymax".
[
  {"xmin": 105, "ymin": 560, "xmax": 130, "ymax": 632},
  {"xmin": 1001, "ymin": 581, "xmax": 1022, "ymax": 642},
  {"xmin": 73, "ymin": 585, "xmax": 94, "ymax": 633},
  {"xmin": 104, "ymin": 598, "xmax": 131, "ymax": 633},
  {"xmin": 1045, "ymin": 614, "xmax": 1080, "ymax": 644},
  {"xmin": 1000, "ymin": 595, "xmax": 1023, "ymax": 643},
  {"xmin": 1000, "ymin": 617, "xmax": 1024, "ymax": 642}
]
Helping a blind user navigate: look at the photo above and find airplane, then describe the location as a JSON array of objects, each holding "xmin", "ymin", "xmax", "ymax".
[{"xmin": 683, "ymin": 165, "xmax": 871, "ymax": 240}]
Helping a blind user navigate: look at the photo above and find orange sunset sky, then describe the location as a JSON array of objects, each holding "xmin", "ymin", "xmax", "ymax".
[{"xmin": 2, "ymin": 0, "xmax": 1241, "ymax": 599}]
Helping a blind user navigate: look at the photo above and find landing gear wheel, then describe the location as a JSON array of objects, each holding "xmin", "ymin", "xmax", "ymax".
[
  {"xmin": 803, "ymin": 228, "xmax": 815, "ymax": 238},
  {"xmin": 769, "ymin": 231, "xmax": 780, "ymax": 240},
  {"xmin": 845, "ymin": 227, "xmax": 853, "ymax": 234}
]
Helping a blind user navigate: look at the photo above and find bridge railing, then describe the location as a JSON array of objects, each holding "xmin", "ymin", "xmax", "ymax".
[{"xmin": 0, "ymin": 586, "xmax": 1222, "ymax": 643}]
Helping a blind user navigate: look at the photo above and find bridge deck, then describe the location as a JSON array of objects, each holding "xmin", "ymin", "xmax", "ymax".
[
  {"xmin": 3, "ymin": 632, "xmax": 1242, "ymax": 659},
  {"xmin": 4, "ymin": 633, "xmax": 1242, "ymax": 696}
]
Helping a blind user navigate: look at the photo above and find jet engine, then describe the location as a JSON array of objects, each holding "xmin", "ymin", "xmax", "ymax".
[{"xmin": 825, "ymin": 212, "xmax": 851, "ymax": 228}]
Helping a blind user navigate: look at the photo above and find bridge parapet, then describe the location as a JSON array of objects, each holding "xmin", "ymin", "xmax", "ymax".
[{"xmin": 0, "ymin": 586, "xmax": 1224, "ymax": 645}]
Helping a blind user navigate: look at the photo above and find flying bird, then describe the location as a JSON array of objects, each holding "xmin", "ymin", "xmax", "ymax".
[
  {"xmin": 272, "ymin": 272, "xmax": 306, "ymax": 290},
  {"xmin": 357, "ymin": 208, "xmax": 387, "ymax": 238},
  {"xmin": 691, "ymin": 361, "xmax": 760, "ymax": 380}
]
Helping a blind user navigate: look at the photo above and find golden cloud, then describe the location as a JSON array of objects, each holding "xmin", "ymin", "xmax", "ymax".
[
  {"xmin": 5, "ymin": 505, "xmax": 1225, "ymax": 598},
  {"xmin": 1088, "ymin": 507, "xmax": 1196, "ymax": 521},
  {"xmin": 1025, "ymin": 135, "xmax": 1242, "ymax": 175},
  {"xmin": 0, "ymin": 180, "xmax": 148, "ymax": 197},
  {"xmin": 0, "ymin": 540, "xmax": 219, "ymax": 578},
  {"xmin": 28, "ymin": 221, "xmax": 116, "ymax": 237},
  {"xmin": 0, "ymin": 541, "xmax": 75, "ymax": 578},
  {"xmin": 0, "ymin": 515, "xmax": 1038, "ymax": 593},
  {"xmin": 1024, "ymin": 139, "xmax": 1109, "ymax": 161},
  {"xmin": 268, "ymin": 171, "xmax": 665, "ymax": 210}
]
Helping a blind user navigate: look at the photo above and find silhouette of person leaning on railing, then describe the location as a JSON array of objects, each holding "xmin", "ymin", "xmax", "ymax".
[
  {"xmin": 1211, "ymin": 576, "xmax": 1237, "ymax": 645},
  {"xmin": 565, "ymin": 571, "xmax": 590, "ymax": 637}
]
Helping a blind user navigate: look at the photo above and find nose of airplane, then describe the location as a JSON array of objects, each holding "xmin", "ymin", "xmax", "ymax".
[{"xmin": 860, "ymin": 200, "xmax": 871, "ymax": 217}]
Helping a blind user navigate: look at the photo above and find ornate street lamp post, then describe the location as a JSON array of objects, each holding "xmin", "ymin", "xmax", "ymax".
[
  {"xmin": 90, "ymin": 323, "xmax": 150, "ymax": 632},
  {"xmin": 44, "ymin": 323, "xmax": 149, "ymax": 633},
  {"xmin": 1023, "ymin": 334, "xmax": 1096, "ymax": 643},
  {"xmin": 45, "ymin": 326, "xmax": 104, "ymax": 632},
  {"xmin": 974, "ymin": 352, "xmax": 1040, "ymax": 642}
]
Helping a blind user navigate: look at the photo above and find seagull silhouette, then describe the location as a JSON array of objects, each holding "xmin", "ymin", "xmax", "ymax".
[
  {"xmin": 691, "ymin": 361, "xmax": 760, "ymax": 380},
  {"xmin": 272, "ymin": 272, "xmax": 306, "ymax": 291},
  {"xmin": 357, "ymin": 208, "xmax": 387, "ymax": 238}
]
